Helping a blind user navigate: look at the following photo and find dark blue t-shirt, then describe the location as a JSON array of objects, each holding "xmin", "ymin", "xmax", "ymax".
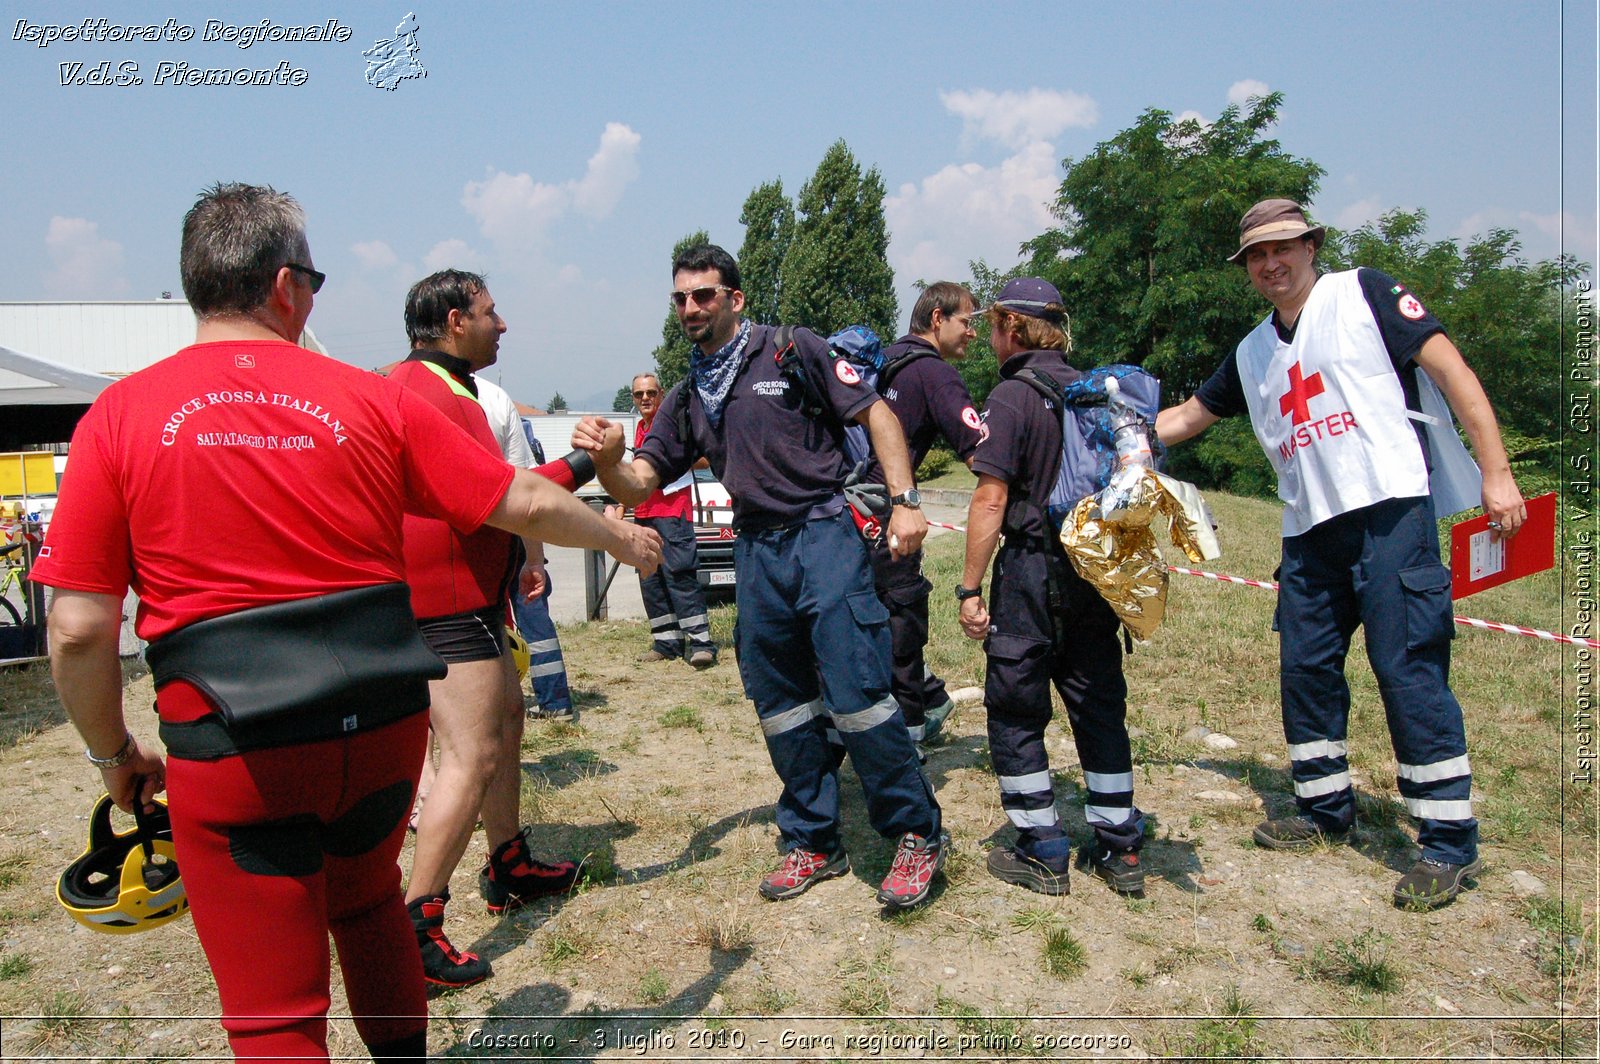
[
  {"xmin": 860, "ymin": 335, "xmax": 985, "ymax": 485},
  {"xmin": 969, "ymin": 349, "xmax": 1083, "ymax": 544},
  {"xmin": 638, "ymin": 323, "xmax": 879, "ymax": 530}
]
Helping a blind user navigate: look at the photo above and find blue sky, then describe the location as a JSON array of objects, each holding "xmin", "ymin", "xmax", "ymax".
[{"xmin": 3, "ymin": 1, "xmax": 1594, "ymax": 410}]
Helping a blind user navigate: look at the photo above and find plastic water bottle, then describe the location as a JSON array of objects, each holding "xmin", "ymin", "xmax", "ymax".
[
  {"xmin": 1097, "ymin": 377, "xmax": 1155, "ymax": 524},
  {"xmin": 1106, "ymin": 377, "xmax": 1153, "ymax": 471}
]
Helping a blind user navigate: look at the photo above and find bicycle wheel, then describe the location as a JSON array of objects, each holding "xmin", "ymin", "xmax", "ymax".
[{"xmin": 0, "ymin": 593, "xmax": 20, "ymax": 627}]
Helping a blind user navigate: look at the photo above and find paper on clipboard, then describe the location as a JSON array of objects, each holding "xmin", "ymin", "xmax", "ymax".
[{"xmin": 1449, "ymin": 491, "xmax": 1556, "ymax": 599}]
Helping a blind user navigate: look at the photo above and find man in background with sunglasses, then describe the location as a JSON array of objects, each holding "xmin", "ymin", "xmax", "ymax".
[
  {"xmin": 576, "ymin": 244, "xmax": 948, "ymax": 910},
  {"xmin": 628, "ymin": 372, "xmax": 717, "ymax": 668}
]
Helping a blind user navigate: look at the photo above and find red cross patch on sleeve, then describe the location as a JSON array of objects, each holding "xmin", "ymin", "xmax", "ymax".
[{"xmin": 1398, "ymin": 294, "xmax": 1427, "ymax": 320}]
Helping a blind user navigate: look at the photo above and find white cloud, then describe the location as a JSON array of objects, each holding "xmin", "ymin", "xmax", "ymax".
[
  {"xmin": 351, "ymin": 240, "xmax": 399, "ymax": 271},
  {"xmin": 462, "ymin": 122, "xmax": 642, "ymax": 246},
  {"xmin": 421, "ymin": 238, "xmax": 482, "ymax": 274},
  {"xmin": 886, "ymin": 140, "xmax": 1061, "ymax": 290},
  {"xmin": 1453, "ymin": 208, "xmax": 1598, "ymax": 266},
  {"xmin": 1333, "ymin": 197, "xmax": 1386, "ymax": 229},
  {"xmin": 1227, "ymin": 79, "xmax": 1271, "ymax": 107},
  {"xmin": 571, "ymin": 122, "xmax": 642, "ymax": 218},
  {"xmin": 939, "ymin": 88, "xmax": 1097, "ymax": 150},
  {"xmin": 44, "ymin": 216, "xmax": 128, "ymax": 298},
  {"xmin": 557, "ymin": 264, "xmax": 583, "ymax": 284}
]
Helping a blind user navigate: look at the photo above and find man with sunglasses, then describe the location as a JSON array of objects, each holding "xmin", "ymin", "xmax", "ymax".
[
  {"xmin": 33, "ymin": 183, "xmax": 660, "ymax": 1062},
  {"xmin": 628, "ymin": 372, "xmax": 717, "ymax": 668},
  {"xmin": 577, "ymin": 244, "xmax": 948, "ymax": 909}
]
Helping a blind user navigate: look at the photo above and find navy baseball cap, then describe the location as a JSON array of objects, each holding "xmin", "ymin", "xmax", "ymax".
[{"xmin": 986, "ymin": 277, "xmax": 1065, "ymax": 321}]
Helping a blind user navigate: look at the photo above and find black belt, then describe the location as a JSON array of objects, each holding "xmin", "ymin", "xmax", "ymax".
[{"xmin": 147, "ymin": 584, "xmax": 446, "ymax": 760}]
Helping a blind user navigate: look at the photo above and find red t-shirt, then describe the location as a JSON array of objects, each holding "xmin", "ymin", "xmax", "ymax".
[
  {"xmin": 31, "ymin": 340, "xmax": 514, "ymax": 640},
  {"xmin": 631, "ymin": 417, "xmax": 692, "ymax": 521},
  {"xmin": 386, "ymin": 359, "xmax": 517, "ymax": 620}
]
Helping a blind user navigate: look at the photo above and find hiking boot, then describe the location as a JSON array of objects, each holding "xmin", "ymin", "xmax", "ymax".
[
  {"xmin": 688, "ymin": 648, "xmax": 716, "ymax": 669},
  {"xmin": 407, "ymin": 893, "xmax": 491, "ymax": 988},
  {"xmin": 1077, "ymin": 845, "xmax": 1145, "ymax": 896},
  {"xmin": 638, "ymin": 648, "xmax": 671, "ymax": 663},
  {"xmin": 758, "ymin": 847, "xmax": 850, "ymax": 901},
  {"xmin": 986, "ymin": 845, "xmax": 1070, "ymax": 895},
  {"xmin": 876, "ymin": 832, "xmax": 947, "ymax": 909},
  {"xmin": 1252, "ymin": 815, "xmax": 1348, "ymax": 851},
  {"xmin": 1393, "ymin": 857, "xmax": 1483, "ymax": 911},
  {"xmin": 922, "ymin": 698, "xmax": 955, "ymax": 744},
  {"xmin": 478, "ymin": 828, "xmax": 579, "ymax": 914}
]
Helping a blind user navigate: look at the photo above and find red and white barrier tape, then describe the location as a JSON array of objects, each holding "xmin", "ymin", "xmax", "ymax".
[
  {"xmin": 1167, "ymin": 565, "xmax": 1597, "ymax": 650},
  {"xmin": 925, "ymin": 521, "xmax": 1591, "ymax": 649}
]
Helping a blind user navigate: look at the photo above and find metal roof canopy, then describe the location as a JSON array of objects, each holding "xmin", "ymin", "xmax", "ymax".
[{"xmin": 0, "ymin": 301, "xmax": 327, "ymax": 447}]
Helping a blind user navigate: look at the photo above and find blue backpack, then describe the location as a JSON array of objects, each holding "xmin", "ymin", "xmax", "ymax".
[
  {"xmin": 776, "ymin": 324, "xmax": 932, "ymax": 475},
  {"xmin": 1012, "ymin": 364, "xmax": 1165, "ymax": 528}
]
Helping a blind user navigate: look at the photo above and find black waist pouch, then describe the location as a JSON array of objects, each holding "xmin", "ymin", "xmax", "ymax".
[{"xmin": 147, "ymin": 584, "xmax": 447, "ymax": 760}]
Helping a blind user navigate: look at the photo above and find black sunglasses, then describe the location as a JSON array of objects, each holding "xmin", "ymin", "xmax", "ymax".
[
  {"xmin": 632, "ymin": 389, "xmax": 660, "ymax": 398},
  {"xmin": 285, "ymin": 263, "xmax": 326, "ymax": 294}
]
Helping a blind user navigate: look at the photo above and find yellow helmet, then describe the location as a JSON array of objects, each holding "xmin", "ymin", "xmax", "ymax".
[
  {"xmin": 507, "ymin": 626, "xmax": 530, "ymax": 681},
  {"xmin": 57, "ymin": 795, "xmax": 188, "ymax": 935}
]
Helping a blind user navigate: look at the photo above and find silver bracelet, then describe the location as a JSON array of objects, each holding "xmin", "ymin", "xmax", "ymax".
[{"xmin": 86, "ymin": 730, "xmax": 135, "ymax": 769}]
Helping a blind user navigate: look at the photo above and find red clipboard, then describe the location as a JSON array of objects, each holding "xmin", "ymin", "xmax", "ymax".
[{"xmin": 1449, "ymin": 491, "xmax": 1556, "ymax": 599}]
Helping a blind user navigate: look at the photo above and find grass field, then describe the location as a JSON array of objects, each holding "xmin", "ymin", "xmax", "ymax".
[{"xmin": 0, "ymin": 488, "xmax": 1592, "ymax": 1061}]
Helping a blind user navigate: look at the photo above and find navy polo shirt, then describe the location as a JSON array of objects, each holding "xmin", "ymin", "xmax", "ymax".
[
  {"xmin": 970, "ymin": 349, "xmax": 1082, "ymax": 543},
  {"xmin": 861, "ymin": 335, "xmax": 985, "ymax": 485},
  {"xmin": 637, "ymin": 323, "xmax": 880, "ymax": 530}
]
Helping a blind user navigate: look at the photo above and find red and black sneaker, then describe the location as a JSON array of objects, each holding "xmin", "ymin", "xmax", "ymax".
[
  {"xmin": 478, "ymin": 827, "xmax": 579, "ymax": 914},
  {"xmin": 876, "ymin": 831, "xmax": 948, "ymax": 909},
  {"xmin": 407, "ymin": 892, "xmax": 491, "ymax": 988},
  {"xmin": 757, "ymin": 847, "xmax": 851, "ymax": 900}
]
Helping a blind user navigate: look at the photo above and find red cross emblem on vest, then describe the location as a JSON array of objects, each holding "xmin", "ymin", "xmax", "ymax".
[{"xmin": 1279, "ymin": 362, "xmax": 1326, "ymax": 425}]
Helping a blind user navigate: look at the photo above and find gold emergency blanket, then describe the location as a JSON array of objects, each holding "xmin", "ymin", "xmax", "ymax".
[{"xmin": 1060, "ymin": 470, "xmax": 1220, "ymax": 642}]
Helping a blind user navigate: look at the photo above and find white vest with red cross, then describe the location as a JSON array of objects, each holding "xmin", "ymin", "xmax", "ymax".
[{"xmin": 1236, "ymin": 270, "xmax": 1437, "ymax": 537}]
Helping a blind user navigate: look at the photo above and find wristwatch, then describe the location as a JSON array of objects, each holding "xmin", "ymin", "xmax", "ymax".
[
  {"xmin": 889, "ymin": 488, "xmax": 922, "ymax": 510},
  {"xmin": 955, "ymin": 584, "xmax": 983, "ymax": 601}
]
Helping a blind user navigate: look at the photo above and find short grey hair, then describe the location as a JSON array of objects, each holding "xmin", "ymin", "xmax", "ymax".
[{"xmin": 180, "ymin": 182, "xmax": 309, "ymax": 319}]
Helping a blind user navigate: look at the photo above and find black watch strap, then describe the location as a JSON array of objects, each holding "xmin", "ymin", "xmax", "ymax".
[{"xmin": 955, "ymin": 584, "xmax": 983, "ymax": 601}]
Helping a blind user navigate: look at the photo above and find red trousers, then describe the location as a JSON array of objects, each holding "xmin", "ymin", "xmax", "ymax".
[{"xmin": 163, "ymin": 691, "xmax": 429, "ymax": 1062}]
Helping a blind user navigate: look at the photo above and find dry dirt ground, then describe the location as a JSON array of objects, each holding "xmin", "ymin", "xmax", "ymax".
[{"xmin": 0, "ymin": 493, "xmax": 1594, "ymax": 1062}]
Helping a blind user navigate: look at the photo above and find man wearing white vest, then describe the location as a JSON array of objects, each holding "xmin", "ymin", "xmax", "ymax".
[{"xmin": 1157, "ymin": 199, "xmax": 1525, "ymax": 910}]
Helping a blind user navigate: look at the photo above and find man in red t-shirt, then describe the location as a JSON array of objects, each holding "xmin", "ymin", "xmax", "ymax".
[
  {"xmin": 629, "ymin": 372, "xmax": 716, "ymax": 668},
  {"xmin": 31, "ymin": 183, "xmax": 660, "ymax": 1064},
  {"xmin": 388, "ymin": 270, "xmax": 584, "ymax": 988}
]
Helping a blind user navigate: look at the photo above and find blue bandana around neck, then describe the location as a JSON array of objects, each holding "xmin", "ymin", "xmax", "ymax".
[{"xmin": 689, "ymin": 319, "xmax": 752, "ymax": 428}]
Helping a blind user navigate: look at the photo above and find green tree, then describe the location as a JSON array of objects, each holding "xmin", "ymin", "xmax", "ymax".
[
  {"xmin": 1025, "ymin": 93, "xmax": 1323, "ymax": 400},
  {"xmin": 651, "ymin": 228, "xmax": 710, "ymax": 391},
  {"xmin": 612, "ymin": 384, "xmax": 633, "ymax": 413},
  {"xmin": 778, "ymin": 140, "xmax": 898, "ymax": 338},
  {"xmin": 547, "ymin": 392, "xmax": 568, "ymax": 412},
  {"xmin": 737, "ymin": 180, "xmax": 794, "ymax": 325}
]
